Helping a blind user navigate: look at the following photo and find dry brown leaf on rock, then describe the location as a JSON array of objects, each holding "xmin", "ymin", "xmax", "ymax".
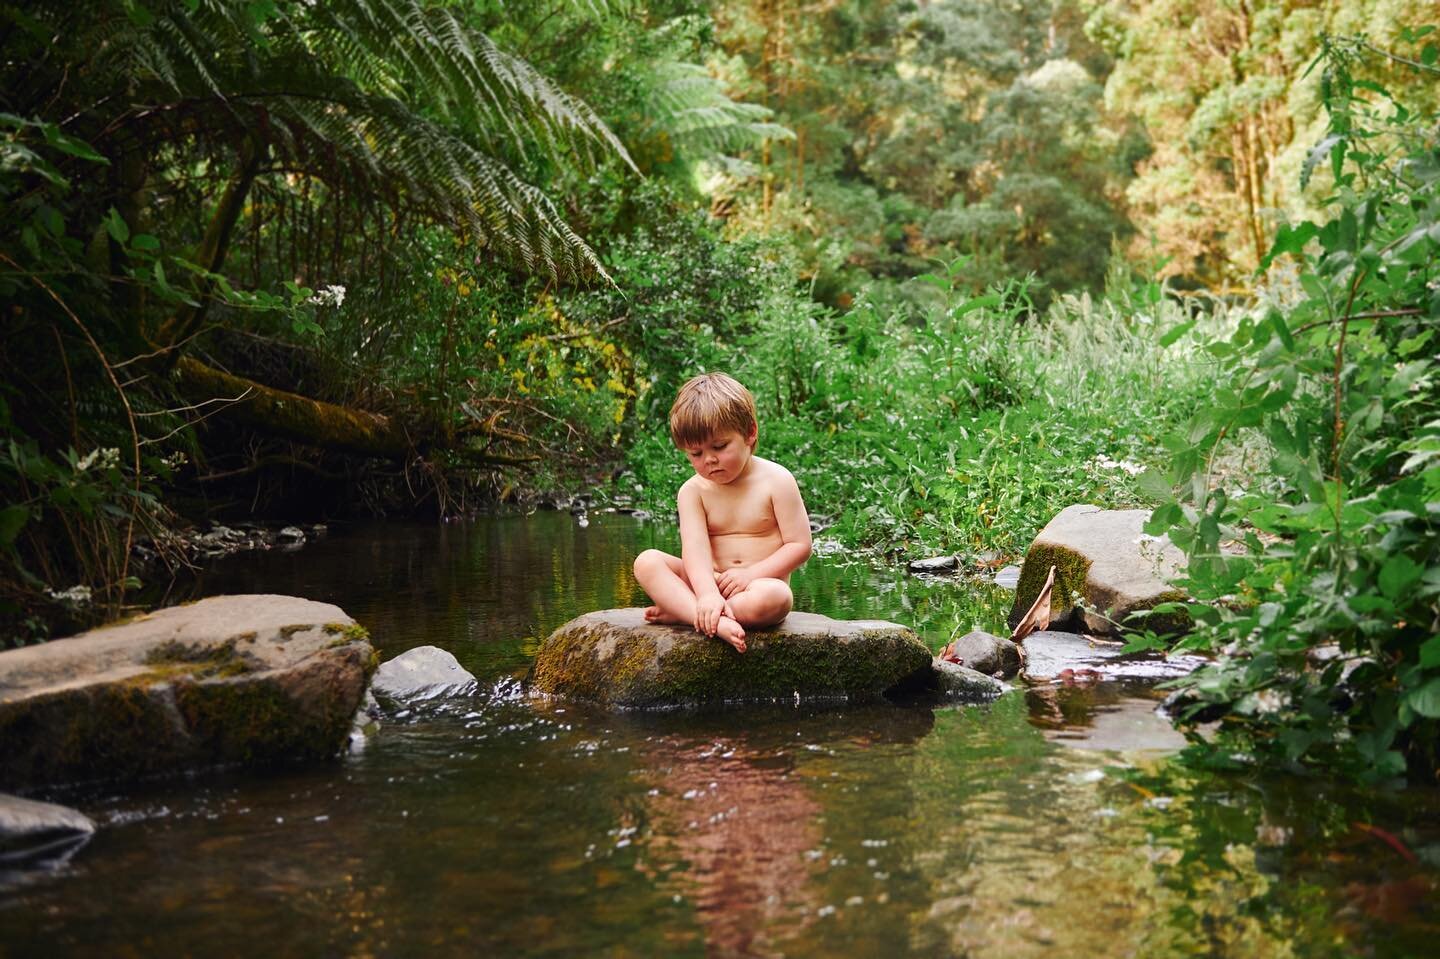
[{"xmin": 1010, "ymin": 565, "xmax": 1055, "ymax": 644}]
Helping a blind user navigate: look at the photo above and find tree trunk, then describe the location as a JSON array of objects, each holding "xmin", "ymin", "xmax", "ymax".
[
  {"xmin": 170, "ymin": 356, "xmax": 537, "ymax": 465},
  {"xmin": 172, "ymin": 356, "xmax": 413, "ymax": 458}
]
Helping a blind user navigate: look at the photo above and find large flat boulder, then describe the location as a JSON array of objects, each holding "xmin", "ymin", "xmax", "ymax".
[
  {"xmin": 0, "ymin": 595, "xmax": 377, "ymax": 790},
  {"xmin": 1008, "ymin": 505, "xmax": 1189, "ymax": 636},
  {"xmin": 528, "ymin": 609, "xmax": 933, "ymax": 709}
]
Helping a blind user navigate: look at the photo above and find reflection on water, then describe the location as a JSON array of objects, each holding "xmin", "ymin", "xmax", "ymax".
[{"xmin": 3, "ymin": 512, "xmax": 1439, "ymax": 957}]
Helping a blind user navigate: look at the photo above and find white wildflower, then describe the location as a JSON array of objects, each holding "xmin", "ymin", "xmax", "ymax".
[
  {"xmin": 1091, "ymin": 453, "xmax": 1145, "ymax": 476},
  {"xmin": 306, "ymin": 284, "xmax": 347, "ymax": 308},
  {"xmin": 46, "ymin": 585, "xmax": 93, "ymax": 606},
  {"xmin": 76, "ymin": 448, "xmax": 120, "ymax": 472},
  {"xmin": 1248, "ymin": 688, "xmax": 1288, "ymax": 716}
]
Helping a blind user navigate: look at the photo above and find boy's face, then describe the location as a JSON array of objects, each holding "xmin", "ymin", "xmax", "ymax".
[{"xmin": 681, "ymin": 428, "xmax": 756, "ymax": 485}]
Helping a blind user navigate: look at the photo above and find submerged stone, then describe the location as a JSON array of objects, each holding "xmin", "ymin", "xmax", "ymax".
[
  {"xmin": 908, "ymin": 554, "xmax": 959, "ymax": 574},
  {"xmin": 372, "ymin": 645, "xmax": 477, "ymax": 703},
  {"xmin": 928, "ymin": 659, "xmax": 1007, "ymax": 701},
  {"xmin": 1008, "ymin": 505, "xmax": 1189, "ymax": 636},
  {"xmin": 1021, "ymin": 630, "xmax": 1206, "ymax": 683},
  {"xmin": 0, "ymin": 595, "xmax": 377, "ymax": 790},
  {"xmin": 0, "ymin": 793, "xmax": 95, "ymax": 866},
  {"xmin": 528, "ymin": 609, "xmax": 933, "ymax": 709}
]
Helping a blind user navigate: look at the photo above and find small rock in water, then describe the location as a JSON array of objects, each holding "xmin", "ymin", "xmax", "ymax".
[
  {"xmin": 929, "ymin": 659, "xmax": 1005, "ymax": 701},
  {"xmin": 993, "ymin": 565, "xmax": 1021, "ymax": 590},
  {"xmin": 944, "ymin": 630, "xmax": 1022, "ymax": 679},
  {"xmin": 907, "ymin": 554, "xmax": 959, "ymax": 574},
  {"xmin": 276, "ymin": 526, "xmax": 306, "ymax": 543},
  {"xmin": 372, "ymin": 646, "xmax": 478, "ymax": 703}
]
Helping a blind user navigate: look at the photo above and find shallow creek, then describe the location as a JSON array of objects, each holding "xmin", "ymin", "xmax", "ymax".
[{"xmin": 3, "ymin": 512, "xmax": 1438, "ymax": 957}]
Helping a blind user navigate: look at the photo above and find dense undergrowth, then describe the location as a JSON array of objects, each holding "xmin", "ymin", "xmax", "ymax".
[{"xmin": 622, "ymin": 265, "xmax": 1221, "ymax": 559}]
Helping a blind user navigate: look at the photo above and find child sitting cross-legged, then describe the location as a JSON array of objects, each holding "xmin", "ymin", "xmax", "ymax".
[{"xmin": 632, "ymin": 372, "xmax": 813, "ymax": 653}]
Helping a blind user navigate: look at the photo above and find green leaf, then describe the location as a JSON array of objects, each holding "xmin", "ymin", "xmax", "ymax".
[
  {"xmin": 1302, "ymin": 135, "xmax": 1343, "ymax": 190},
  {"xmin": 104, "ymin": 207, "xmax": 129, "ymax": 244},
  {"xmin": 1378, "ymin": 555, "xmax": 1422, "ymax": 600},
  {"xmin": 1136, "ymin": 469, "xmax": 1174, "ymax": 502},
  {"xmin": 131, "ymin": 233, "xmax": 161, "ymax": 251},
  {"xmin": 1419, "ymin": 635, "xmax": 1440, "ymax": 670},
  {"xmin": 40, "ymin": 123, "xmax": 108, "ymax": 164},
  {"xmin": 1265, "ymin": 222, "xmax": 1319, "ymax": 268},
  {"xmin": 1159, "ymin": 319, "xmax": 1196, "ymax": 348},
  {"xmin": 0, "ymin": 505, "xmax": 28, "ymax": 546},
  {"xmin": 953, "ymin": 293, "xmax": 1001, "ymax": 316},
  {"xmin": 1407, "ymin": 677, "xmax": 1440, "ymax": 718}
]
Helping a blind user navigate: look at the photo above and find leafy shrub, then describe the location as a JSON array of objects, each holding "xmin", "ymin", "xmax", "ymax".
[{"xmin": 1146, "ymin": 32, "xmax": 1440, "ymax": 780}]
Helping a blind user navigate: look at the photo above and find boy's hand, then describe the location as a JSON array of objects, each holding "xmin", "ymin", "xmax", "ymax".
[
  {"xmin": 715, "ymin": 566, "xmax": 756, "ymax": 598},
  {"xmin": 694, "ymin": 593, "xmax": 726, "ymax": 636}
]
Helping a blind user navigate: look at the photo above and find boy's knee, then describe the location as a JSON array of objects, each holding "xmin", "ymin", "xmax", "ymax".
[
  {"xmin": 754, "ymin": 578, "xmax": 793, "ymax": 616},
  {"xmin": 633, "ymin": 549, "xmax": 664, "ymax": 579}
]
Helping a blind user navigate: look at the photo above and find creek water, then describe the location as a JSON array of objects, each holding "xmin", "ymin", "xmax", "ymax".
[{"xmin": 3, "ymin": 512, "xmax": 1438, "ymax": 957}]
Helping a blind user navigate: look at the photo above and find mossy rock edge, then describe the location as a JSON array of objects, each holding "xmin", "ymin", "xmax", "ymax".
[
  {"xmin": 0, "ymin": 594, "xmax": 377, "ymax": 790},
  {"xmin": 528, "ymin": 609, "xmax": 934, "ymax": 709},
  {"xmin": 1007, "ymin": 504, "xmax": 1191, "ymax": 636}
]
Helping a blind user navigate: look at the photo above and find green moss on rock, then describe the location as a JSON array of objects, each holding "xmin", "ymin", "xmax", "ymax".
[
  {"xmin": 1008, "ymin": 543, "xmax": 1093, "ymax": 630},
  {"xmin": 529, "ymin": 609, "xmax": 933, "ymax": 709}
]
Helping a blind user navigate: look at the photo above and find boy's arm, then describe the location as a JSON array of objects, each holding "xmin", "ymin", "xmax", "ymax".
[
  {"xmin": 678, "ymin": 481, "xmax": 727, "ymax": 634},
  {"xmin": 718, "ymin": 470, "xmax": 812, "ymax": 594}
]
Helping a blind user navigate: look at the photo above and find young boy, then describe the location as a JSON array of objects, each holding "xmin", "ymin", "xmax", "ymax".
[{"xmin": 633, "ymin": 372, "xmax": 812, "ymax": 653}]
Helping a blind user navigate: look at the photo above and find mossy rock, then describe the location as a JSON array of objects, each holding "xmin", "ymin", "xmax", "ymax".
[
  {"xmin": 1008, "ymin": 504, "xmax": 1190, "ymax": 636},
  {"xmin": 528, "ymin": 609, "xmax": 933, "ymax": 709},
  {"xmin": 0, "ymin": 595, "xmax": 377, "ymax": 789}
]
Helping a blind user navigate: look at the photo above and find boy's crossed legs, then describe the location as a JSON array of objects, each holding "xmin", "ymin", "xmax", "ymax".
[{"xmin": 632, "ymin": 549, "xmax": 793, "ymax": 653}]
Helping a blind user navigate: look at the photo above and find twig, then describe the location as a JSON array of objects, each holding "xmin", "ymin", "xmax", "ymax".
[
  {"xmin": 1292, "ymin": 307, "xmax": 1421, "ymax": 336},
  {"xmin": 134, "ymin": 392, "xmax": 254, "ymax": 417},
  {"xmin": 539, "ymin": 316, "xmax": 626, "ymax": 342},
  {"xmin": 138, "ymin": 388, "xmax": 253, "ymax": 447}
]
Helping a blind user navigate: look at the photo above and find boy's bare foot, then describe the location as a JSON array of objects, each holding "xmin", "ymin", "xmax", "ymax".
[
  {"xmin": 642, "ymin": 605, "xmax": 687, "ymax": 625},
  {"xmin": 716, "ymin": 616, "xmax": 746, "ymax": 653}
]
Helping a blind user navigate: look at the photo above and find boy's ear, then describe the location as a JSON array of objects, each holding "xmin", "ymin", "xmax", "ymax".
[{"xmin": 746, "ymin": 426, "xmax": 758, "ymax": 449}]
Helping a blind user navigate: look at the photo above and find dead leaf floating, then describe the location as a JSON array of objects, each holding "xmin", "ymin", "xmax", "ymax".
[{"xmin": 1010, "ymin": 565, "xmax": 1055, "ymax": 644}]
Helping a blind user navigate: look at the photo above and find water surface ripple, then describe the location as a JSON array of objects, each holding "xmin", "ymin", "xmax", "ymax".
[{"xmin": 3, "ymin": 513, "xmax": 1437, "ymax": 957}]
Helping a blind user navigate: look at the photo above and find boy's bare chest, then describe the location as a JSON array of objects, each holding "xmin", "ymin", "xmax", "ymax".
[{"xmin": 700, "ymin": 485, "xmax": 775, "ymax": 536}]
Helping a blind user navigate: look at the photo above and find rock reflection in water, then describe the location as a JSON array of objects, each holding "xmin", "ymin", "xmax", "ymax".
[
  {"xmin": 631, "ymin": 705, "xmax": 935, "ymax": 958},
  {"xmin": 1025, "ymin": 682, "xmax": 1187, "ymax": 754}
]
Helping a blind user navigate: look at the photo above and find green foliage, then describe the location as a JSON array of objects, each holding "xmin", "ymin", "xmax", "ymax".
[
  {"xmin": 0, "ymin": 0, "xmax": 640, "ymax": 637},
  {"xmin": 624, "ymin": 256, "xmax": 1215, "ymax": 560},
  {"xmin": 1146, "ymin": 33, "xmax": 1440, "ymax": 779}
]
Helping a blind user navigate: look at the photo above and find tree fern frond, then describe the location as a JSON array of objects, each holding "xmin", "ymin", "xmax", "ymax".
[
  {"xmin": 641, "ymin": 60, "xmax": 794, "ymax": 163},
  {"xmin": 48, "ymin": 0, "xmax": 632, "ymax": 281}
]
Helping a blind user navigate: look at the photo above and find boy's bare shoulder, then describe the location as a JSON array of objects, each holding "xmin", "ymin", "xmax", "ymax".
[{"xmin": 749, "ymin": 456, "xmax": 799, "ymax": 487}]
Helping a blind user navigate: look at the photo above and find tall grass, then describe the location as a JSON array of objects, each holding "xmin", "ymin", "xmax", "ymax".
[{"xmin": 624, "ymin": 268, "xmax": 1229, "ymax": 560}]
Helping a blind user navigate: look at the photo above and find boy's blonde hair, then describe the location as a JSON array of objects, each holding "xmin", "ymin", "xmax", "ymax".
[{"xmin": 669, "ymin": 372, "xmax": 758, "ymax": 448}]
